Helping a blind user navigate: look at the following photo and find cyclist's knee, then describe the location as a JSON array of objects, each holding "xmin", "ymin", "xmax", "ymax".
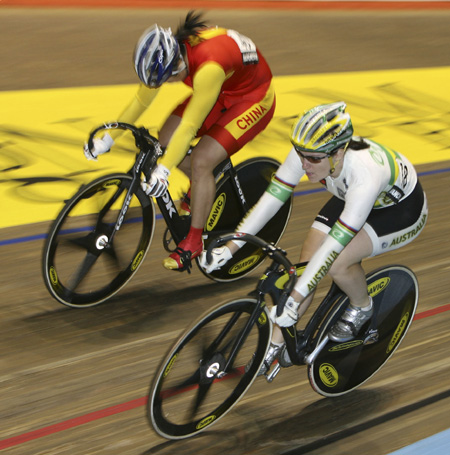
[
  {"xmin": 328, "ymin": 260, "xmax": 362, "ymax": 282},
  {"xmin": 191, "ymin": 149, "xmax": 227, "ymax": 177},
  {"xmin": 190, "ymin": 157, "xmax": 215, "ymax": 178}
]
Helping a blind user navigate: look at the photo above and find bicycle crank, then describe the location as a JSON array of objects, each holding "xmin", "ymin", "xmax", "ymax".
[
  {"xmin": 304, "ymin": 335, "xmax": 330, "ymax": 365},
  {"xmin": 162, "ymin": 227, "xmax": 176, "ymax": 252}
]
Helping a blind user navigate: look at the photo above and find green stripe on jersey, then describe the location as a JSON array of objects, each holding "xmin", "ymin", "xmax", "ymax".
[
  {"xmin": 329, "ymin": 221, "xmax": 355, "ymax": 247},
  {"xmin": 265, "ymin": 178, "xmax": 293, "ymax": 202},
  {"xmin": 379, "ymin": 144, "xmax": 400, "ymax": 186}
]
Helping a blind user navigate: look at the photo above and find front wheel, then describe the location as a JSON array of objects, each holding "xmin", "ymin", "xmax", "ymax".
[
  {"xmin": 200, "ymin": 157, "xmax": 293, "ymax": 282},
  {"xmin": 148, "ymin": 298, "xmax": 272, "ymax": 439},
  {"xmin": 42, "ymin": 173, "xmax": 155, "ymax": 307},
  {"xmin": 308, "ymin": 265, "xmax": 419, "ymax": 396}
]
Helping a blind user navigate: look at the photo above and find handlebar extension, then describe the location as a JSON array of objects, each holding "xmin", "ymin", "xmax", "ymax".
[{"xmin": 87, "ymin": 122, "xmax": 161, "ymax": 156}]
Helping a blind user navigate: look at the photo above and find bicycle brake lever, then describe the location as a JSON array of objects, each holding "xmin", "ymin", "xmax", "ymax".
[{"xmin": 276, "ymin": 292, "xmax": 289, "ymax": 317}]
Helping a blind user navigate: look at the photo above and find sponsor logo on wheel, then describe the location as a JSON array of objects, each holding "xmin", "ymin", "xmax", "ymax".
[{"xmin": 319, "ymin": 363, "xmax": 339, "ymax": 387}]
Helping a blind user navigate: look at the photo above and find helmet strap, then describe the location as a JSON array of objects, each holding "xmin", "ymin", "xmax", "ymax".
[
  {"xmin": 172, "ymin": 47, "xmax": 187, "ymax": 77},
  {"xmin": 328, "ymin": 155, "xmax": 337, "ymax": 175},
  {"xmin": 329, "ymin": 142, "xmax": 349, "ymax": 175}
]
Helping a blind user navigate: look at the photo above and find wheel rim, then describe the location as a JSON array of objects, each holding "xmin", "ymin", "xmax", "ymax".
[
  {"xmin": 309, "ymin": 266, "xmax": 418, "ymax": 396},
  {"xmin": 43, "ymin": 175, "xmax": 154, "ymax": 307},
  {"xmin": 149, "ymin": 299, "xmax": 271, "ymax": 439},
  {"xmin": 202, "ymin": 158, "xmax": 292, "ymax": 282}
]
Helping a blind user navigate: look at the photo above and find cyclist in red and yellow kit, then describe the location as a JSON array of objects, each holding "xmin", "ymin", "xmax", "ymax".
[{"xmin": 85, "ymin": 11, "xmax": 276, "ymax": 271}]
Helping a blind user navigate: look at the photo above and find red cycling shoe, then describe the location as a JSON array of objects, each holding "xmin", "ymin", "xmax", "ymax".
[{"xmin": 163, "ymin": 237, "xmax": 203, "ymax": 272}]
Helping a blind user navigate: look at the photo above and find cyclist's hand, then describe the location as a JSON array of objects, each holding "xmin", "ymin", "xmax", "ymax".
[
  {"xmin": 84, "ymin": 133, "xmax": 114, "ymax": 161},
  {"xmin": 270, "ymin": 296, "xmax": 300, "ymax": 327},
  {"xmin": 199, "ymin": 246, "xmax": 233, "ymax": 273},
  {"xmin": 141, "ymin": 163, "xmax": 170, "ymax": 198}
]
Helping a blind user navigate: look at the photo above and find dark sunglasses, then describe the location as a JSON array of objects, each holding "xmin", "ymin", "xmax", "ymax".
[{"xmin": 294, "ymin": 147, "xmax": 330, "ymax": 164}]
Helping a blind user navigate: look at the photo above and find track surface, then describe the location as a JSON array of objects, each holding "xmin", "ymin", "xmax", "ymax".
[{"xmin": 1, "ymin": 7, "xmax": 450, "ymax": 455}]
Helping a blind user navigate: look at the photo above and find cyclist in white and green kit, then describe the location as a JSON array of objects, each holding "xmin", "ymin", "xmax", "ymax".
[{"xmin": 200, "ymin": 101, "xmax": 428, "ymax": 374}]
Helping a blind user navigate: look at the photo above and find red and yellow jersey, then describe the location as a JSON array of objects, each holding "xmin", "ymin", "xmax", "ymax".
[
  {"xmin": 115, "ymin": 27, "xmax": 274, "ymax": 171},
  {"xmin": 182, "ymin": 27, "xmax": 273, "ymax": 102},
  {"xmin": 158, "ymin": 27, "xmax": 274, "ymax": 169}
]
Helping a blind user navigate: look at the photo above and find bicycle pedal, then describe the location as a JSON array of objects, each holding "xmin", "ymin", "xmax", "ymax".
[
  {"xmin": 363, "ymin": 329, "xmax": 379, "ymax": 344},
  {"xmin": 265, "ymin": 363, "xmax": 281, "ymax": 382}
]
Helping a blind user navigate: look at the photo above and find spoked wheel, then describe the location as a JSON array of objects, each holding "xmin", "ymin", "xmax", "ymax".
[
  {"xmin": 308, "ymin": 265, "xmax": 419, "ymax": 396},
  {"xmin": 42, "ymin": 173, "xmax": 155, "ymax": 307},
  {"xmin": 199, "ymin": 157, "xmax": 293, "ymax": 282},
  {"xmin": 148, "ymin": 298, "xmax": 272, "ymax": 439}
]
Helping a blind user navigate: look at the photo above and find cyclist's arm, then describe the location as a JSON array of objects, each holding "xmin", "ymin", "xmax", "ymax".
[
  {"xmin": 159, "ymin": 62, "xmax": 226, "ymax": 170},
  {"xmin": 293, "ymin": 184, "xmax": 379, "ymax": 298},
  {"xmin": 231, "ymin": 148, "xmax": 304, "ymax": 249},
  {"xmin": 109, "ymin": 84, "xmax": 159, "ymax": 140}
]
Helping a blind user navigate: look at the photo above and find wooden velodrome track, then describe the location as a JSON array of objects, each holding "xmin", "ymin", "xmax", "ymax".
[{"xmin": 1, "ymin": 6, "xmax": 450, "ymax": 455}]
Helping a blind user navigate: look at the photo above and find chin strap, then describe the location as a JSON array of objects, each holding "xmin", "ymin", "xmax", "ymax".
[
  {"xmin": 328, "ymin": 142, "xmax": 349, "ymax": 175},
  {"xmin": 328, "ymin": 156, "xmax": 335, "ymax": 174},
  {"xmin": 328, "ymin": 155, "xmax": 339, "ymax": 175}
]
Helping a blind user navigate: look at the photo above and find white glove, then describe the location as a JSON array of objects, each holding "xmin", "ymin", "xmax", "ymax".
[
  {"xmin": 84, "ymin": 132, "xmax": 114, "ymax": 161},
  {"xmin": 199, "ymin": 246, "xmax": 233, "ymax": 274},
  {"xmin": 270, "ymin": 296, "xmax": 300, "ymax": 327},
  {"xmin": 141, "ymin": 163, "xmax": 170, "ymax": 198}
]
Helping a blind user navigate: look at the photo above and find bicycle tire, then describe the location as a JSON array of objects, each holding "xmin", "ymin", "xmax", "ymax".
[
  {"xmin": 199, "ymin": 157, "xmax": 293, "ymax": 282},
  {"xmin": 148, "ymin": 298, "xmax": 272, "ymax": 439},
  {"xmin": 42, "ymin": 173, "xmax": 155, "ymax": 307},
  {"xmin": 308, "ymin": 265, "xmax": 418, "ymax": 397}
]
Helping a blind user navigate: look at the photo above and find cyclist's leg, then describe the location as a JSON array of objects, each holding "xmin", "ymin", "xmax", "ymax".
[
  {"xmin": 269, "ymin": 227, "xmax": 323, "ymax": 346},
  {"xmin": 189, "ymin": 136, "xmax": 228, "ymax": 230},
  {"xmin": 163, "ymin": 136, "xmax": 228, "ymax": 270},
  {"xmin": 190, "ymin": 88, "xmax": 276, "ymax": 222},
  {"xmin": 328, "ymin": 229, "xmax": 373, "ymax": 308},
  {"xmin": 164, "ymin": 87, "xmax": 275, "ymax": 271},
  {"xmin": 328, "ymin": 184, "xmax": 427, "ymax": 340}
]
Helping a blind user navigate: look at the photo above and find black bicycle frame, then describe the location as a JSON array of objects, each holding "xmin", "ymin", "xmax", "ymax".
[
  {"xmin": 158, "ymin": 156, "xmax": 251, "ymax": 247},
  {"xmin": 156, "ymin": 190, "xmax": 190, "ymax": 246},
  {"xmin": 284, "ymin": 283, "xmax": 345, "ymax": 365},
  {"xmin": 205, "ymin": 232, "xmax": 350, "ymax": 369},
  {"xmin": 87, "ymin": 123, "xmax": 254, "ymax": 257},
  {"xmin": 215, "ymin": 158, "xmax": 250, "ymax": 213}
]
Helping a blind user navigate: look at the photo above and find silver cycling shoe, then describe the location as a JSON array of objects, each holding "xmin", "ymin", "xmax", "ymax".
[
  {"xmin": 245, "ymin": 342, "xmax": 294, "ymax": 383},
  {"xmin": 258, "ymin": 343, "xmax": 282, "ymax": 376},
  {"xmin": 246, "ymin": 342, "xmax": 283, "ymax": 376},
  {"xmin": 329, "ymin": 299, "xmax": 373, "ymax": 343}
]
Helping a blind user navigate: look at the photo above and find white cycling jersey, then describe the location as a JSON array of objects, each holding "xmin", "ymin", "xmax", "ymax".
[{"xmin": 236, "ymin": 137, "xmax": 420, "ymax": 298}]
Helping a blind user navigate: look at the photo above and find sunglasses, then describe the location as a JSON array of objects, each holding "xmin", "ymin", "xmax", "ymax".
[{"xmin": 294, "ymin": 147, "xmax": 330, "ymax": 164}]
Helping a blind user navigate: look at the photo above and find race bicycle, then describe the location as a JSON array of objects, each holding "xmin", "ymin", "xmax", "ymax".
[
  {"xmin": 41, "ymin": 123, "xmax": 292, "ymax": 308},
  {"xmin": 148, "ymin": 232, "xmax": 419, "ymax": 439}
]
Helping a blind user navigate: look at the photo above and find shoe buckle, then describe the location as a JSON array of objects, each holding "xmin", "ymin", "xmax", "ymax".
[{"xmin": 173, "ymin": 247, "xmax": 193, "ymax": 274}]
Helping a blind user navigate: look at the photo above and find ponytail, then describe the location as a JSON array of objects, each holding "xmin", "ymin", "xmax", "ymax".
[{"xmin": 175, "ymin": 10, "xmax": 208, "ymax": 42}]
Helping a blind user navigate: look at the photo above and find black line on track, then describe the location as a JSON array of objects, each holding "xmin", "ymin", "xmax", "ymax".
[{"xmin": 281, "ymin": 388, "xmax": 450, "ymax": 455}]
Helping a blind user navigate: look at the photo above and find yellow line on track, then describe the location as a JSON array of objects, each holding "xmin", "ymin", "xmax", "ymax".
[{"xmin": 1, "ymin": 66, "xmax": 449, "ymax": 229}]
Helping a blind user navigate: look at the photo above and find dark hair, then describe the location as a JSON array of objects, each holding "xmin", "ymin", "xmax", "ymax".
[
  {"xmin": 175, "ymin": 10, "xmax": 208, "ymax": 42},
  {"xmin": 349, "ymin": 137, "xmax": 369, "ymax": 150}
]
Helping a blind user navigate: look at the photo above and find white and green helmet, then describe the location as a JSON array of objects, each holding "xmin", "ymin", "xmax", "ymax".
[{"xmin": 290, "ymin": 101, "xmax": 353, "ymax": 155}]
